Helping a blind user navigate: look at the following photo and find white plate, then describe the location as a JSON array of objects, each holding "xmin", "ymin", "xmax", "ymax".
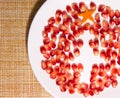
[{"xmin": 28, "ymin": 0, "xmax": 120, "ymax": 98}]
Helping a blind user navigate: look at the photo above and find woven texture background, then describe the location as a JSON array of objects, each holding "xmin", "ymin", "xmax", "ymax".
[{"xmin": 0, "ymin": 0, "xmax": 53, "ymax": 97}]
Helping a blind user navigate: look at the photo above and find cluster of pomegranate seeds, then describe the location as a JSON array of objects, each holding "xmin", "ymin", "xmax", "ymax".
[{"xmin": 40, "ymin": 1, "xmax": 120, "ymax": 97}]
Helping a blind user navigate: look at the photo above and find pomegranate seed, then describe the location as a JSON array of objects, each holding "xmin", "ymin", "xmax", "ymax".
[
  {"xmin": 90, "ymin": 1, "xmax": 96, "ymax": 10},
  {"xmin": 55, "ymin": 9, "xmax": 62, "ymax": 17},
  {"xmin": 72, "ymin": 63, "xmax": 78, "ymax": 71},
  {"xmin": 100, "ymin": 49, "xmax": 106, "ymax": 59},
  {"xmin": 114, "ymin": 18, "xmax": 120, "ymax": 25},
  {"xmin": 95, "ymin": 13, "xmax": 100, "ymax": 22},
  {"xmin": 73, "ymin": 30, "xmax": 80, "ymax": 38},
  {"xmin": 48, "ymin": 17, "xmax": 55, "ymax": 25},
  {"xmin": 64, "ymin": 56, "xmax": 69, "ymax": 64},
  {"xmin": 77, "ymin": 39, "xmax": 83, "ymax": 48},
  {"xmin": 98, "ymin": 4, "xmax": 105, "ymax": 12},
  {"xmin": 112, "ymin": 80, "xmax": 118, "ymax": 88},
  {"xmin": 110, "ymin": 75, "xmax": 117, "ymax": 81},
  {"xmin": 41, "ymin": 60, "xmax": 47, "ymax": 70},
  {"xmin": 64, "ymin": 39, "xmax": 70, "ymax": 46},
  {"xmin": 70, "ymin": 23, "xmax": 76, "ymax": 31},
  {"xmin": 50, "ymin": 71, "xmax": 57, "ymax": 79},
  {"xmin": 78, "ymin": 63, "xmax": 84, "ymax": 72},
  {"xmin": 43, "ymin": 37, "xmax": 50, "ymax": 45},
  {"xmin": 91, "ymin": 70, "xmax": 98, "ymax": 76},
  {"xmin": 71, "ymin": 11, "xmax": 78, "ymax": 19},
  {"xmin": 58, "ymin": 42, "xmax": 63, "ymax": 50},
  {"xmin": 69, "ymin": 87, "xmax": 75, "ymax": 94},
  {"xmin": 74, "ymin": 48, "xmax": 80, "ymax": 57},
  {"xmin": 42, "ymin": 31, "xmax": 48, "ymax": 38},
  {"xmin": 79, "ymin": 2, "xmax": 86, "ymax": 12},
  {"xmin": 73, "ymin": 40, "xmax": 78, "ymax": 47},
  {"xmin": 104, "ymin": 80, "xmax": 111, "ymax": 88},
  {"xmin": 43, "ymin": 52, "xmax": 50, "ymax": 59},
  {"xmin": 64, "ymin": 45, "xmax": 70, "ymax": 52},
  {"xmin": 61, "ymin": 51, "xmax": 66, "ymax": 60},
  {"xmin": 40, "ymin": 46, "xmax": 47, "ymax": 54},
  {"xmin": 44, "ymin": 25, "xmax": 51, "ymax": 33},
  {"xmin": 69, "ymin": 52, "xmax": 74, "ymax": 61},
  {"xmin": 55, "ymin": 16, "xmax": 61, "ymax": 24},
  {"xmin": 90, "ymin": 76, "xmax": 97, "ymax": 82},
  {"xmin": 89, "ymin": 39, "xmax": 94, "ymax": 48},
  {"xmin": 94, "ymin": 38, "xmax": 99, "ymax": 47},
  {"xmin": 68, "ymin": 33, "xmax": 75, "ymax": 41},
  {"xmin": 115, "ymin": 9, "xmax": 120, "ymax": 18},
  {"xmin": 49, "ymin": 41, "xmax": 56, "ymax": 48},
  {"xmin": 74, "ymin": 18, "xmax": 82, "ymax": 26},
  {"xmin": 51, "ymin": 33, "xmax": 57, "ymax": 42},
  {"xmin": 66, "ymin": 5, "xmax": 72, "ymax": 13},
  {"xmin": 83, "ymin": 91, "xmax": 89, "ymax": 97},
  {"xmin": 94, "ymin": 22, "xmax": 101, "ymax": 29},
  {"xmin": 110, "ymin": 59, "xmax": 116, "ymax": 67},
  {"xmin": 102, "ymin": 20, "xmax": 109, "ymax": 30},
  {"xmin": 92, "ymin": 64, "xmax": 98, "ymax": 72},
  {"xmin": 46, "ymin": 67, "xmax": 53, "ymax": 74},
  {"xmin": 50, "ymin": 57, "xmax": 56, "ymax": 65},
  {"xmin": 56, "ymin": 76, "xmax": 66, "ymax": 85},
  {"xmin": 65, "ymin": 63, "xmax": 71, "ymax": 72},
  {"xmin": 105, "ymin": 63, "xmax": 111, "ymax": 72},
  {"xmin": 89, "ymin": 90, "xmax": 94, "ymax": 96},
  {"xmin": 53, "ymin": 26, "xmax": 59, "ymax": 34},
  {"xmin": 105, "ymin": 54, "xmax": 111, "ymax": 62},
  {"xmin": 93, "ymin": 47, "xmax": 99, "ymax": 56},
  {"xmin": 72, "ymin": 2, "xmax": 79, "ymax": 12},
  {"xmin": 101, "ymin": 41, "xmax": 109, "ymax": 47},
  {"xmin": 66, "ymin": 72, "xmax": 73, "ymax": 80},
  {"xmin": 111, "ymin": 67, "xmax": 118, "ymax": 75},
  {"xmin": 60, "ymin": 85, "xmax": 67, "ymax": 92},
  {"xmin": 98, "ymin": 71, "xmax": 106, "ymax": 77},
  {"xmin": 102, "ymin": 10, "xmax": 109, "ymax": 19},
  {"xmin": 59, "ymin": 33, "xmax": 66, "ymax": 42},
  {"xmin": 74, "ymin": 71, "xmax": 81, "ymax": 78},
  {"xmin": 83, "ymin": 23, "xmax": 90, "ymax": 30},
  {"xmin": 59, "ymin": 24, "xmax": 67, "ymax": 32},
  {"xmin": 117, "ymin": 68, "xmax": 120, "ymax": 76},
  {"xmin": 77, "ymin": 26, "xmax": 84, "ymax": 35},
  {"xmin": 99, "ymin": 63, "xmax": 104, "ymax": 71}
]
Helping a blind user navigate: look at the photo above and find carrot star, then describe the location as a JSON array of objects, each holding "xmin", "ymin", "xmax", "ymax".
[{"xmin": 78, "ymin": 7, "xmax": 95, "ymax": 24}]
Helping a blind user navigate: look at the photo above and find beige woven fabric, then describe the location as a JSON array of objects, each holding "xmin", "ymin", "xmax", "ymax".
[{"xmin": 0, "ymin": 0, "xmax": 53, "ymax": 97}]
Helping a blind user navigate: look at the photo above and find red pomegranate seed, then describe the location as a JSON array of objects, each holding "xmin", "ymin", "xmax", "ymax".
[
  {"xmin": 40, "ymin": 46, "xmax": 46, "ymax": 54},
  {"xmin": 59, "ymin": 33, "xmax": 66, "ymax": 42},
  {"xmin": 66, "ymin": 72, "xmax": 73, "ymax": 80},
  {"xmin": 64, "ymin": 45, "xmax": 70, "ymax": 52},
  {"xmin": 104, "ymin": 80, "xmax": 111, "ymax": 88},
  {"xmin": 66, "ymin": 5, "xmax": 72, "ymax": 13},
  {"xmin": 69, "ymin": 87, "xmax": 75, "ymax": 94},
  {"xmin": 94, "ymin": 38, "xmax": 99, "ymax": 47},
  {"xmin": 99, "ymin": 63, "xmax": 104, "ymax": 71},
  {"xmin": 65, "ymin": 63, "xmax": 71, "ymax": 72},
  {"xmin": 49, "ymin": 41, "xmax": 56, "ymax": 48},
  {"xmin": 60, "ymin": 84, "xmax": 67, "ymax": 92},
  {"xmin": 95, "ymin": 13, "xmax": 100, "ymax": 22},
  {"xmin": 72, "ymin": 63, "xmax": 78, "ymax": 71},
  {"xmin": 71, "ymin": 11, "xmax": 78, "ymax": 19},
  {"xmin": 46, "ymin": 67, "xmax": 53, "ymax": 74},
  {"xmin": 50, "ymin": 57, "xmax": 56, "ymax": 65},
  {"xmin": 50, "ymin": 71, "xmax": 57, "ymax": 79},
  {"xmin": 64, "ymin": 56, "xmax": 69, "ymax": 64},
  {"xmin": 98, "ymin": 70, "xmax": 106, "ymax": 77},
  {"xmin": 115, "ymin": 9, "xmax": 120, "ymax": 18},
  {"xmin": 48, "ymin": 17, "xmax": 55, "ymax": 25},
  {"xmin": 68, "ymin": 33, "xmax": 75, "ymax": 41},
  {"xmin": 105, "ymin": 54, "xmax": 111, "ymax": 62},
  {"xmin": 59, "ymin": 24, "xmax": 67, "ymax": 32},
  {"xmin": 90, "ymin": 75, "xmax": 97, "ymax": 82},
  {"xmin": 79, "ymin": 2, "xmax": 86, "ymax": 12},
  {"xmin": 101, "ymin": 41, "xmax": 109, "ymax": 47},
  {"xmin": 69, "ymin": 52, "xmax": 74, "ymax": 61},
  {"xmin": 73, "ymin": 40, "xmax": 78, "ymax": 47},
  {"xmin": 110, "ymin": 75, "xmax": 117, "ymax": 81},
  {"xmin": 117, "ymin": 68, "xmax": 120, "ymax": 76},
  {"xmin": 41, "ymin": 60, "xmax": 47, "ymax": 70},
  {"xmin": 73, "ymin": 30, "xmax": 80, "ymax": 38},
  {"xmin": 77, "ymin": 26, "xmax": 84, "ymax": 35},
  {"xmin": 83, "ymin": 91, "xmax": 89, "ymax": 97},
  {"xmin": 110, "ymin": 59, "xmax": 116, "ymax": 67},
  {"xmin": 92, "ymin": 64, "xmax": 98, "ymax": 72},
  {"xmin": 94, "ymin": 22, "xmax": 101, "ymax": 29},
  {"xmin": 74, "ymin": 48, "xmax": 80, "ymax": 57},
  {"xmin": 111, "ymin": 68, "xmax": 118, "ymax": 78},
  {"xmin": 91, "ymin": 70, "xmax": 98, "ymax": 77},
  {"xmin": 74, "ymin": 18, "xmax": 82, "ymax": 26},
  {"xmin": 55, "ymin": 16, "xmax": 61, "ymax": 24},
  {"xmin": 43, "ymin": 52, "xmax": 50, "ymax": 59},
  {"xmin": 102, "ymin": 10, "xmax": 109, "ymax": 19},
  {"xmin": 77, "ymin": 39, "xmax": 83, "ymax": 48},
  {"xmin": 89, "ymin": 90, "xmax": 94, "ymax": 96},
  {"xmin": 105, "ymin": 63, "xmax": 111, "ymax": 72},
  {"xmin": 56, "ymin": 9, "xmax": 62, "ymax": 17},
  {"xmin": 58, "ymin": 42, "xmax": 63, "ymax": 50},
  {"xmin": 51, "ymin": 33, "xmax": 57, "ymax": 42},
  {"xmin": 61, "ymin": 51, "xmax": 66, "ymax": 60},
  {"xmin": 64, "ymin": 39, "xmax": 70, "ymax": 46},
  {"xmin": 102, "ymin": 20, "xmax": 109, "ymax": 30},
  {"xmin": 100, "ymin": 49, "xmax": 106, "ymax": 59},
  {"xmin": 93, "ymin": 47, "xmax": 99, "ymax": 56},
  {"xmin": 112, "ymin": 80, "xmax": 118, "ymax": 88},
  {"xmin": 72, "ymin": 2, "xmax": 79, "ymax": 12},
  {"xmin": 70, "ymin": 23, "xmax": 76, "ymax": 31},
  {"xmin": 114, "ymin": 18, "xmax": 120, "ymax": 25},
  {"xmin": 90, "ymin": 1, "xmax": 96, "ymax": 10},
  {"xmin": 44, "ymin": 25, "xmax": 51, "ymax": 33},
  {"xmin": 56, "ymin": 76, "xmax": 66, "ymax": 85},
  {"xmin": 98, "ymin": 4, "xmax": 105, "ymax": 12},
  {"xmin": 77, "ymin": 82, "xmax": 88, "ymax": 94},
  {"xmin": 78, "ymin": 63, "xmax": 84, "ymax": 72},
  {"xmin": 89, "ymin": 39, "xmax": 94, "ymax": 48},
  {"xmin": 43, "ymin": 37, "xmax": 50, "ymax": 45},
  {"xmin": 83, "ymin": 23, "xmax": 90, "ymax": 30},
  {"xmin": 74, "ymin": 71, "xmax": 81, "ymax": 78}
]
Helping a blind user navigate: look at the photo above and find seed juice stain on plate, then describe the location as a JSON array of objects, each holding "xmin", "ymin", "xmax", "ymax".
[{"xmin": 28, "ymin": 0, "xmax": 120, "ymax": 98}]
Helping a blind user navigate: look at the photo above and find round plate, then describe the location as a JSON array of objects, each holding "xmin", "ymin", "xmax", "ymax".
[{"xmin": 28, "ymin": 0, "xmax": 120, "ymax": 98}]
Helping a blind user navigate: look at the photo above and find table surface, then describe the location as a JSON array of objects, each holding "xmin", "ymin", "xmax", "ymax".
[{"xmin": 0, "ymin": 0, "xmax": 53, "ymax": 98}]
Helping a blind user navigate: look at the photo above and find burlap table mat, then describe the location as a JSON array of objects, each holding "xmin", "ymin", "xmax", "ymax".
[{"xmin": 0, "ymin": 0, "xmax": 53, "ymax": 97}]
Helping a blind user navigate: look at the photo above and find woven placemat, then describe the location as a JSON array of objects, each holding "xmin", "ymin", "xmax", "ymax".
[{"xmin": 0, "ymin": 0, "xmax": 53, "ymax": 97}]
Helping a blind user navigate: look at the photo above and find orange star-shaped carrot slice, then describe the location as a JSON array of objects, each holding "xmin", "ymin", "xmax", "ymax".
[{"xmin": 78, "ymin": 7, "xmax": 95, "ymax": 24}]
